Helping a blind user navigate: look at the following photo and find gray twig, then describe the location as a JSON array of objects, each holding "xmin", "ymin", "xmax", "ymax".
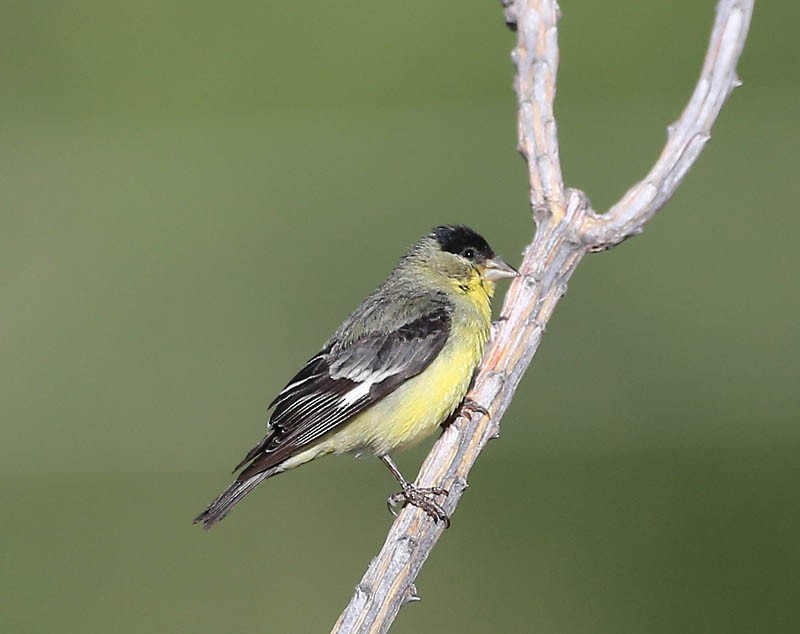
[{"xmin": 330, "ymin": 2, "xmax": 753, "ymax": 632}]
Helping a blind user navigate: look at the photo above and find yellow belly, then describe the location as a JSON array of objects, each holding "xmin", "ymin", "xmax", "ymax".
[{"xmin": 279, "ymin": 323, "xmax": 487, "ymax": 471}]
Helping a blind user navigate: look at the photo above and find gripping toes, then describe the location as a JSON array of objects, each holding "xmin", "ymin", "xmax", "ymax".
[
  {"xmin": 461, "ymin": 398, "xmax": 490, "ymax": 419},
  {"xmin": 387, "ymin": 484, "xmax": 451, "ymax": 527}
]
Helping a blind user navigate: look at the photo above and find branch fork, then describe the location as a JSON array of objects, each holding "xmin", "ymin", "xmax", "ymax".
[{"xmin": 331, "ymin": 2, "xmax": 753, "ymax": 632}]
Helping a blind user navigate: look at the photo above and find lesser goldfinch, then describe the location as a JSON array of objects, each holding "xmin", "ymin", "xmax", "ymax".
[{"xmin": 194, "ymin": 225, "xmax": 517, "ymax": 528}]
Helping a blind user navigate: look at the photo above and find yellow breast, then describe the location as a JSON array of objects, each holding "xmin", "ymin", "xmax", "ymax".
[
  {"xmin": 279, "ymin": 281, "xmax": 493, "ymax": 469},
  {"xmin": 352, "ymin": 323, "xmax": 487, "ymax": 455}
]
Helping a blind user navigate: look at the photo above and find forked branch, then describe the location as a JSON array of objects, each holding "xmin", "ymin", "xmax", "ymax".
[{"xmin": 331, "ymin": 2, "xmax": 753, "ymax": 632}]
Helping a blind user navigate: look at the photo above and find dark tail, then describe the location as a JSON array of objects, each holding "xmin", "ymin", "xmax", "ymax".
[{"xmin": 193, "ymin": 470, "xmax": 275, "ymax": 529}]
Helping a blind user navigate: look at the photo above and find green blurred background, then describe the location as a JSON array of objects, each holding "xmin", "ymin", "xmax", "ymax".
[{"xmin": 2, "ymin": 1, "xmax": 798, "ymax": 632}]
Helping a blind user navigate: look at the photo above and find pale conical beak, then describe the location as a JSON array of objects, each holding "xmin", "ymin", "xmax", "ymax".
[{"xmin": 484, "ymin": 256, "xmax": 519, "ymax": 281}]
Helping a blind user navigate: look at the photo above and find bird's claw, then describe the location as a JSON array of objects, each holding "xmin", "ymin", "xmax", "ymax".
[
  {"xmin": 460, "ymin": 397, "xmax": 490, "ymax": 420},
  {"xmin": 387, "ymin": 484, "xmax": 451, "ymax": 528}
]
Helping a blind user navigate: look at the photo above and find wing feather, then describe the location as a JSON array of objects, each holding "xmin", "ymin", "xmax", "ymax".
[{"xmin": 236, "ymin": 306, "xmax": 451, "ymax": 480}]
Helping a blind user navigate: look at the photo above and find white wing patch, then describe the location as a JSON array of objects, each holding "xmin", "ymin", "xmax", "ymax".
[
  {"xmin": 333, "ymin": 363, "xmax": 408, "ymax": 408},
  {"xmin": 236, "ymin": 307, "xmax": 452, "ymax": 480},
  {"xmin": 337, "ymin": 371, "xmax": 392, "ymax": 407}
]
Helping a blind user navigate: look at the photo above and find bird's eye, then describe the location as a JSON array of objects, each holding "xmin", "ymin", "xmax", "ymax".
[{"xmin": 462, "ymin": 247, "xmax": 476, "ymax": 260}]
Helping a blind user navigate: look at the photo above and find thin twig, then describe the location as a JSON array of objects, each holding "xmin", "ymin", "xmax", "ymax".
[
  {"xmin": 580, "ymin": 0, "xmax": 754, "ymax": 251},
  {"xmin": 331, "ymin": 2, "xmax": 753, "ymax": 632}
]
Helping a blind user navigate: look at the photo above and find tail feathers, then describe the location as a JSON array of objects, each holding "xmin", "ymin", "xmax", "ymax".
[{"xmin": 193, "ymin": 470, "xmax": 276, "ymax": 529}]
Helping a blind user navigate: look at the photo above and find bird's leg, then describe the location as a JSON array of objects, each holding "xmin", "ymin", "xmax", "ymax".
[{"xmin": 381, "ymin": 455, "xmax": 450, "ymax": 527}]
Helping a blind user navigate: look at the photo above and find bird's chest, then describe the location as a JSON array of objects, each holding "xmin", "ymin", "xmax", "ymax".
[{"xmin": 362, "ymin": 310, "xmax": 490, "ymax": 455}]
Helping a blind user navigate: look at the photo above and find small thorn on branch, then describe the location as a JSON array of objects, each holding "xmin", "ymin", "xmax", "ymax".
[
  {"xmin": 403, "ymin": 584, "xmax": 421, "ymax": 604},
  {"xmin": 501, "ymin": 0, "xmax": 518, "ymax": 31}
]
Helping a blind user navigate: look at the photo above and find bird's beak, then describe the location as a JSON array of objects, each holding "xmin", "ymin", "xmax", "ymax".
[{"xmin": 483, "ymin": 256, "xmax": 520, "ymax": 281}]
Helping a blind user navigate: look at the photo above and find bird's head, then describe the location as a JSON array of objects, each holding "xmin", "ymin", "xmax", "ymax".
[{"xmin": 408, "ymin": 225, "xmax": 518, "ymax": 297}]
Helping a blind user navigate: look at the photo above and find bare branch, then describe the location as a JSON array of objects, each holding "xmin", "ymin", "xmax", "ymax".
[
  {"xmin": 331, "ymin": 2, "xmax": 752, "ymax": 632},
  {"xmin": 331, "ymin": 190, "xmax": 587, "ymax": 634},
  {"xmin": 581, "ymin": 0, "xmax": 754, "ymax": 250},
  {"xmin": 511, "ymin": 0, "xmax": 566, "ymax": 219}
]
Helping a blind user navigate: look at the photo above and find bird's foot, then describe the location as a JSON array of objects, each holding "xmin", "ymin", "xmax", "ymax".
[
  {"xmin": 460, "ymin": 397, "xmax": 490, "ymax": 420},
  {"xmin": 440, "ymin": 398, "xmax": 490, "ymax": 430},
  {"xmin": 387, "ymin": 484, "xmax": 450, "ymax": 528}
]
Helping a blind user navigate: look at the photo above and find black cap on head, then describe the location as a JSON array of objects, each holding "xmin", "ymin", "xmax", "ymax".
[{"xmin": 432, "ymin": 225, "xmax": 494, "ymax": 263}]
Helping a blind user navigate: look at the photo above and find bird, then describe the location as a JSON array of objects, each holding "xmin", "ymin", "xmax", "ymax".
[{"xmin": 193, "ymin": 225, "xmax": 518, "ymax": 529}]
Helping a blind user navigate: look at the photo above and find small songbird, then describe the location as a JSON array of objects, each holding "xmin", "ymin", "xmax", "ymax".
[{"xmin": 193, "ymin": 225, "xmax": 518, "ymax": 529}]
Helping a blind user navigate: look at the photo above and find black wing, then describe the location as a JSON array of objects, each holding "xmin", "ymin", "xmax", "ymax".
[{"xmin": 235, "ymin": 306, "xmax": 451, "ymax": 480}]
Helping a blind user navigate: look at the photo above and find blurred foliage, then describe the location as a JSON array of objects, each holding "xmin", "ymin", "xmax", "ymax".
[{"xmin": 2, "ymin": 1, "xmax": 798, "ymax": 633}]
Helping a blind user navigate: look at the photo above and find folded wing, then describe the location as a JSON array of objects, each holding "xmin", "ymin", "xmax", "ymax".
[{"xmin": 235, "ymin": 306, "xmax": 451, "ymax": 480}]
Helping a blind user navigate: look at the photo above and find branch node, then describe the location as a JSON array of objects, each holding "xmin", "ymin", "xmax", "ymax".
[
  {"xmin": 533, "ymin": 197, "xmax": 569, "ymax": 226},
  {"xmin": 523, "ymin": 266, "xmax": 542, "ymax": 284},
  {"xmin": 449, "ymin": 475, "xmax": 470, "ymax": 494},
  {"xmin": 531, "ymin": 202, "xmax": 549, "ymax": 223},
  {"xmin": 354, "ymin": 582, "xmax": 372, "ymax": 602},
  {"xmin": 501, "ymin": 0, "xmax": 518, "ymax": 31},
  {"xmin": 667, "ymin": 122, "xmax": 677, "ymax": 138},
  {"xmin": 486, "ymin": 370, "xmax": 508, "ymax": 389},
  {"xmin": 526, "ymin": 316, "xmax": 547, "ymax": 333},
  {"xmin": 403, "ymin": 584, "xmax": 422, "ymax": 604},
  {"xmin": 399, "ymin": 533, "xmax": 419, "ymax": 550},
  {"xmin": 490, "ymin": 320, "xmax": 504, "ymax": 341}
]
